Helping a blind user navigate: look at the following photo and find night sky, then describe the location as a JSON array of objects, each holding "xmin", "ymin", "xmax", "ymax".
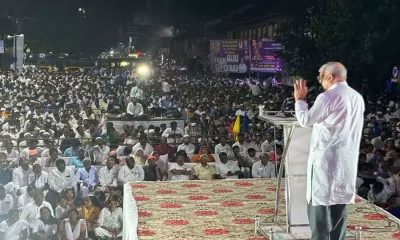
[{"xmin": 14, "ymin": 0, "xmax": 257, "ymax": 54}]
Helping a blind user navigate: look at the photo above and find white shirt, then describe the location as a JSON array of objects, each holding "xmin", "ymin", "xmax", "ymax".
[
  {"xmin": 129, "ymin": 86, "xmax": 145, "ymax": 100},
  {"xmin": 162, "ymin": 127, "xmax": 185, "ymax": 145},
  {"xmin": 97, "ymin": 207, "xmax": 123, "ymax": 229},
  {"xmin": 0, "ymin": 219, "xmax": 29, "ymax": 240},
  {"xmin": 126, "ymin": 102, "xmax": 144, "ymax": 117},
  {"xmin": 162, "ymin": 82, "xmax": 171, "ymax": 93},
  {"xmin": 261, "ymin": 140, "xmax": 274, "ymax": 153},
  {"xmin": 99, "ymin": 166, "xmax": 119, "ymax": 187},
  {"xmin": 295, "ymin": 82, "xmax": 365, "ymax": 206},
  {"xmin": 17, "ymin": 193, "xmax": 33, "ymax": 211},
  {"xmin": 0, "ymin": 194, "xmax": 13, "ymax": 215},
  {"xmin": 28, "ymin": 171, "xmax": 49, "ymax": 190},
  {"xmin": 32, "ymin": 220, "xmax": 58, "ymax": 236},
  {"xmin": 92, "ymin": 145, "xmax": 110, "ymax": 164},
  {"xmin": 177, "ymin": 143, "xmax": 195, "ymax": 155},
  {"xmin": 214, "ymin": 143, "xmax": 233, "ymax": 156},
  {"xmin": 118, "ymin": 165, "xmax": 144, "ymax": 183},
  {"xmin": 168, "ymin": 163, "xmax": 191, "ymax": 181},
  {"xmin": 21, "ymin": 201, "xmax": 54, "ymax": 229},
  {"xmin": 215, "ymin": 161, "xmax": 240, "ymax": 179},
  {"xmin": 132, "ymin": 143, "xmax": 154, "ymax": 156},
  {"xmin": 48, "ymin": 167, "xmax": 77, "ymax": 193},
  {"xmin": 12, "ymin": 166, "xmax": 33, "ymax": 191},
  {"xmin": 251, "ymin": 161, "xmax": 276, "ymax": 178}
]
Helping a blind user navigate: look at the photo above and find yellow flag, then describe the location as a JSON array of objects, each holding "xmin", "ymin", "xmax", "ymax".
[{"xmin": 232, "ymin": 115, "xmax": 241, "ymax": 141}]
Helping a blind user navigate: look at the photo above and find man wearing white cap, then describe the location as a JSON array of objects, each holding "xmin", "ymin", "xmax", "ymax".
[
  {"xmin": 18, "ymin": 133, "xmax": 31, "ymax": 151},
  {"xmin": 116, "ymin": 138, "xmax": 135, "ymax": 157},
  {"xmin": 132, "ymin": 135, "xmax": 154, "ymax": 157},
  {"xmin": 92, "ymin": 137, "xmax": 109, "ymax": 165},
  {"xmin": 177, "ymin": 135, "xmax": 195, "ymax": 155}
]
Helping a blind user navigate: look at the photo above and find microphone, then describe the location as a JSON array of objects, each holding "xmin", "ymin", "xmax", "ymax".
[{"xmin": 276, "ymin": 86, "xmax": 316, "ymax": 117}]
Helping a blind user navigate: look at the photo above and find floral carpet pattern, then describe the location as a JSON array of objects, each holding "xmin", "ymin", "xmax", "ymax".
[{"xmin": 130, "ymin": 179, "xmax": 400, "ymax": 240}]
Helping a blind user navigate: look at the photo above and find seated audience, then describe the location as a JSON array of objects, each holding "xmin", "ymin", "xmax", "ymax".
[
  {"xmin": 98, "ymin": 157, "xmax": 119, "ymax": 191},
  {"xmin": 132, "ymin": 135, "xmax": 154, "ymax": 157},
  {"xmin": 191, "ymin": 146, "xmax": 215, "ymax": 162},
  {"xmin": 21, "ymin": 190, "xmax": 54, "ymax": 230},
  {"xmin": 177, "ymin": 135, "xmax": 195, "ymax": 155},
  {"xmin": 12, "ymin": 157, "xmax": 33, "ymax": 196},
  {"xmin": 0, "ymin": 186, "xmax": 13, "ymax": 223},
  {"xmin": 28, "ymin": 163, "xmax": 49, "ymax": 193},
  {"xmin": 252, "ymin": 153, "xmax": 276, "ymax": 178},
  {"xmin": 162, "ymin": 121, "xmax": 185, "ymax": 146},
  {"xmin": 75, "ymin": 158, "xmax": 99, "ymax": 198},
  {"xmin": 94, "ymin": 195, "xmax": 123, "ymax": 238},
  {"xmin": 193, "ymin": 154, "xmax": 216, "ymax": 180},
  {"xmin": 118, "ymin": 156, "xmax": 145, "ymax": 184},
  {"xmin": 143, "ymin": 155, "xmax": 159, "ymax": 181},
  {"xmin": 47, "ymin": 159, "xmax": 77, "ymax": 208},
  {"xmin": 169, "ymin": 155, "xmax": 192, "ymax": 181},
  {"xmin": 31, "ymin": 206, "xmax": 58, "ymax": 240},
  {"xmin": 0, "ymin": 209, "xmax": 29, "ymax": 240},
  {"xmin": 80, "ymin": 196, "xmax": 100, "ymax": 236},
  {"xmin": 215, "ymin": 152, "xmax": 242, "ymax": 179},
  {"xmin": 58, "ymin": 208, "xmax": 88, "ymax": 240}
]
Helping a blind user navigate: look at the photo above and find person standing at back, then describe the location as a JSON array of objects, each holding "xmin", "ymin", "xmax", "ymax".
[{"xmin": 294, "ymin": 62, "xmax": 365, "ymax": 240}]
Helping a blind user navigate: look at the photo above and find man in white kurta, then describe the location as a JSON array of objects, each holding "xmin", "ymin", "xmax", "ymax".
[
  {"xmin": 251, "ymin": 153, "xmax": 276, "ymax": 178},
  {"xmin": 48, "ymin": 159, "xmax": 77, "ymax": 194},
  {"xmin": 20, "ymin": 190, "xmax": 54, "ymax": 230},
  {"xmin": 0, "ymin": 209, "xmax": 29, "ymax": 240},
  {"xmin": 294, "ymin": 62, "xmax": 365, "ymax": 240},
  {"xmin": 0, "ymin": 186, "xmax": 13, "ymax": 222},
  {"xmin": 215, "ymin": 152, "xmax": 241, "ymax": 179},
  {"xmin": 117, "ymin": 157, "xmax": 144, "ymax": 184},
  {"xmin": 99, "ymin": 158, "xmax": 119, "ymax": 190},
  {"xmin": 177, "ymin": 135, "xmax": 196, "ymax": 155},
  {"xmin": 12, "ymin": 158, "xmax": 32, "ymax": 195}
]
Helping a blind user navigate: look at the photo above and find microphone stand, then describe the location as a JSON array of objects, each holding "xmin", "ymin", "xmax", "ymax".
[
  {"xmin": 276, "ymin": 86, "xmax": 316, "ymax": 118},
  {"xmin": 276, "ymin": 97, "xmax": 294, "ymax": 118}
]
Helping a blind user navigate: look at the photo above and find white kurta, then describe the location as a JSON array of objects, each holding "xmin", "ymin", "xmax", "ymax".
[
  {"xmin": 117, "ymin": 165, "xmax": 144, "ymax": 183},
  {"xmin": 215, "ymin": 161, "xmax": 241, "ymax": 179},
  {"xmin": 131, "ymin": 143, "xmax": 154, "ymax": 157},
  {"xmin": 28, "ymin": 171, "xmax": 49, "ymax": 190},
  {"xmin": 99, "ymin": 166, "xmax": 119, "ymax": 187},
  {"xmin": 20, "ymin": 201, "xmax": 54, "ymax": 229},
  {"xmin": 295, "ymin": 82, "xmax": 365, "ymax": 206},
  {"xmin": 0, "ymin": 219, "xmax": 29, "ymax": 240},
  {"xmin": 0, "ymin": 194, "xmax": 14, "ymax": 216},
  {"xmin": 251, "ymin": 161, "xmax": 276, "ymax": 178},
  {"xmin": 168, "ymin": 163, "xmax": 191, "ymax": 181},
  {"xmin": 177, "ymin": 143, "xmax": 195, "ymax": 155},
  {"xmin": 12, "ymin": 166, "xmax": 32, "ymax": 191},
  {"xmin": 48, "ymin": 167, "xmax": 77, "ymax": 193},
  {"xmin": 94, "ymin": 207, "xmax": 123, "ymax": 237}
]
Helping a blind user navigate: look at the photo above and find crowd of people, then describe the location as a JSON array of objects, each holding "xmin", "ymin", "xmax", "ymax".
[{"xmin": 0, "ymin": 60, "xmax": 399, "ymax": 238}]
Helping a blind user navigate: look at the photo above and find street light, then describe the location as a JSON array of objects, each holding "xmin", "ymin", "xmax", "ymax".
[
  {"xmin": 6, "ymin": 34, "xmax": 24, "ymax": 72},
  {"xmin": 78, "ymin": 7, "xmax": 87, "ymax": 18},
  {"xmin": 136, "ymin": 64, "xmax": 151, "ymax": 77}
]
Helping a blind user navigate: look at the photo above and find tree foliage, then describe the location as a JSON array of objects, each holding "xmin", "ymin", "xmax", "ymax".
[{"xmin": 279, "ymin": 0, "xmax": 400, "ymax": 90}]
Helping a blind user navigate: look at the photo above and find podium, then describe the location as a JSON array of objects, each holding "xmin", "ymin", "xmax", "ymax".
[{"xmin": 256, "ymin": 111, "xmax": 312, "ymax": 239}]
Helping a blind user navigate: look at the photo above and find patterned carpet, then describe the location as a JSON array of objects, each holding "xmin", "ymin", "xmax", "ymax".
[{"xmin": 128, "ymin": 179, "xmax": 400, "ymax": 240}]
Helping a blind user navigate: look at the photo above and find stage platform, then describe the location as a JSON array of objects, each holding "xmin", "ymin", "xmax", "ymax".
[{"xmin": 123, "ymin": 179, "xmax": 400, "ymax": 240}]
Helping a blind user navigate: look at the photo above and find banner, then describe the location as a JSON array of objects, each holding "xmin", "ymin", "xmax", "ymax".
[
  {"xmin": 210, "ymin": 40, "xmax": 250, "ymax": 73},
  {"xmin": 250, "ymin": 38, "xmax": 282, "ymax": 73}
]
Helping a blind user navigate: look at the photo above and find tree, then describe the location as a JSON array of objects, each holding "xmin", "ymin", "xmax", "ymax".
[{"xmin": 279, "ymin": 0, "xmax": 400, "ymax": 91}]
